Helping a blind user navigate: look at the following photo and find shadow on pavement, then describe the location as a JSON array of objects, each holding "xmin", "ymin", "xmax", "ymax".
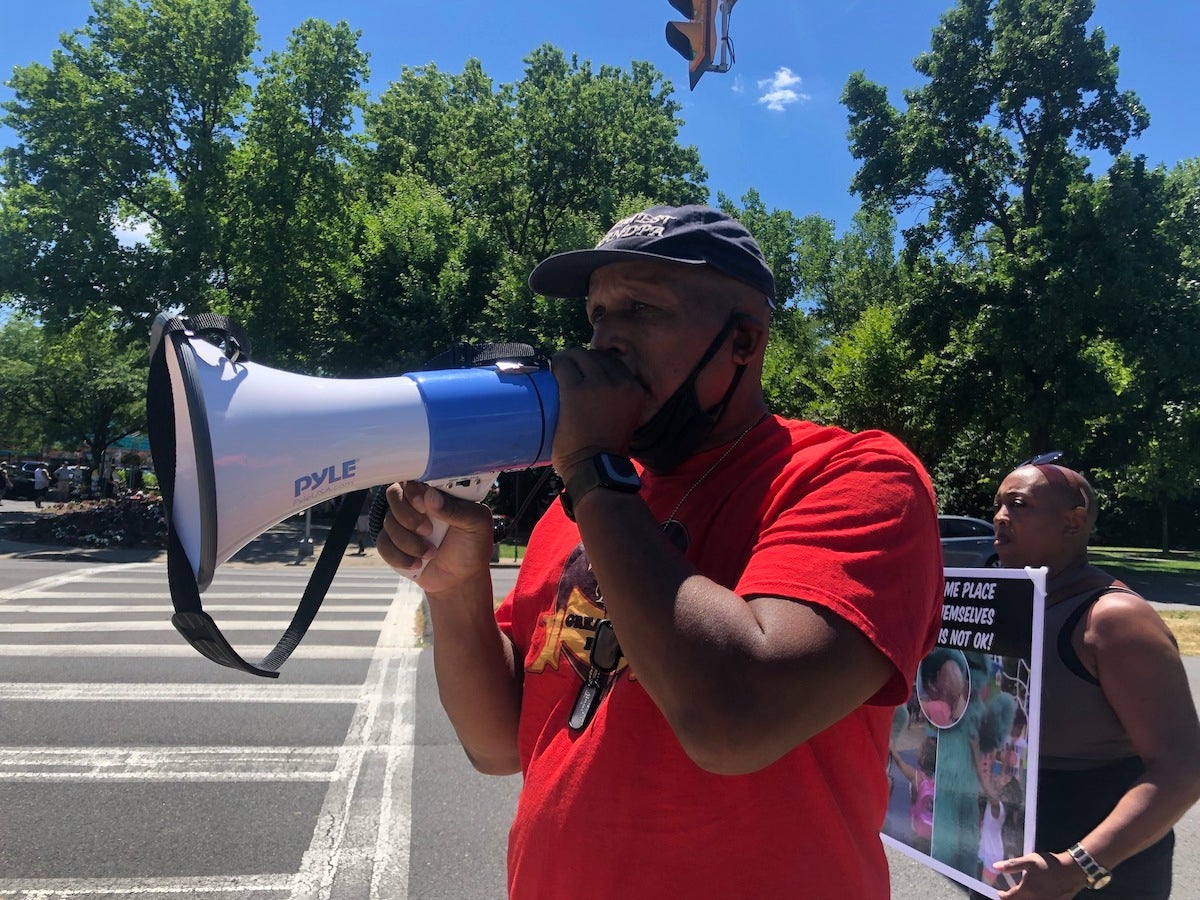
[
  {"xmin": 0, "ymin": 500, "xmax": 366, "ymax": 566},
  {"xmin": 227, "ymin": 518, "xmax": 347, "ymax": 566},
  {"xmin": 1104, "ymin": 568, "xmax": 1200, "ymax": 607}
]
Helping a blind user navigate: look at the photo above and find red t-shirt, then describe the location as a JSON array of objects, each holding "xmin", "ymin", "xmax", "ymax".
[{"xmin": 495, "ymin": 416, "xmax": 943, "ymax": 898}]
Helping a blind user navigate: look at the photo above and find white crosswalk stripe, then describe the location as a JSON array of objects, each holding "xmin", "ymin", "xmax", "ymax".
[
  {"xmin": 0, "ymin": 560, "xmax": 424, "ymax": 899},
  {"xmin": 0, "ymin": 746, "xmax": 345, "ymax": 781},
  {"xmin": 0, "ymin": 618, "xmax": 394, "ymax": 632}
]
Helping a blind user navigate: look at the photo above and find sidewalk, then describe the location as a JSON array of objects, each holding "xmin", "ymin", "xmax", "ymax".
[{"xmin": 0, "ymin": 498, "xmax": 521, "ymax": 570}]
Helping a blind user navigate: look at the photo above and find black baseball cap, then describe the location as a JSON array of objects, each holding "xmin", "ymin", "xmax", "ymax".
[{"xmin": 528, "ymin": 204, "xmax": 776, "ymax": 307}]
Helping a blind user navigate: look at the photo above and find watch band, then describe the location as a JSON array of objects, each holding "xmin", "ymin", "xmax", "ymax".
[
  {"xmin": 560, "ymin": 453, "xmax": 640, "ymax": 521},
  {"xmin": 1068, "ymin": 843, "xmax": 1112, "ymax": 890}
]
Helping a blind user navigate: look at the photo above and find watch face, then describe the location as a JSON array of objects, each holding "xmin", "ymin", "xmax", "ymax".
[{"xmin": 597, "ymin": 453, "xmax": 640, "ymax": 488}]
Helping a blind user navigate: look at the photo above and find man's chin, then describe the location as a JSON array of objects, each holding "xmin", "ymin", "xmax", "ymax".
[{"xmin": 996, "ymin": 550, "xmax": 1032, "ymax": 570}]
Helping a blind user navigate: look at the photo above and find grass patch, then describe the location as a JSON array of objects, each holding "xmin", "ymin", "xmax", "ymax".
[
  {"xmin": 496, "ymin": 541, "xmax": 527, "ymax": 562},
  {"xmin": 1090, "ymin": 547, "xmax": 1200, "ymax": 576},
  {"xmin": 1159, "ymin": 611, "xmax": 1200, "ymax": 657}
]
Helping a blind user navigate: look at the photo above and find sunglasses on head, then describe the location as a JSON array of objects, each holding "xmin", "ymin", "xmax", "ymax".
[
  {"xmin": 1017, "ymin": 451, "xmax": 1064, "ymax": 467},
  {"xmin": 1015, "ymin": 451, "xmax": 1087, "ymax": 510}
]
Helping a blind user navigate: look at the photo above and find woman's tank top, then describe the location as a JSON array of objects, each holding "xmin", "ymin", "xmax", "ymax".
[{"xmin": 1039, "ymin": 582, "xmax": 1138, "ymax": 769}]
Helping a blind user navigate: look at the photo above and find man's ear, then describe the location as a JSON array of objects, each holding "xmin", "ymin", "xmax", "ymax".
[{"xmin": 730, "ymin": 312, "xmax": 768, "ymax": 364}]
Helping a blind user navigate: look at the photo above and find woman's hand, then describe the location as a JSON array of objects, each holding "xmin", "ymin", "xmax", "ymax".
[{"xmin": 992, "ymin": 851, "xmax": 1088, "ymax": 899}]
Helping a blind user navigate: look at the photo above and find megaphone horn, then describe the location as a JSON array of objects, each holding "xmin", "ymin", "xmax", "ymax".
[{"xmin": 147, "ymin": 313, "xmax": 558, "ymax": 676}]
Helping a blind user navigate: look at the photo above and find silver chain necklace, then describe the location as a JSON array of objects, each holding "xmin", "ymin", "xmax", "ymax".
[{"xmin": 664, "ymin": 413, "xmax": 769, "ymax": 525}]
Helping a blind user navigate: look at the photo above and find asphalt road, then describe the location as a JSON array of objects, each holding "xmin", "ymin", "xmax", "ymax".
[
  {"xmin": 0, "ymin": 556, "xmax": 521, "ymax": 899},
  {"xmin": 0, "ymin": 545, "xmax": 1197, "ymax": 898}
]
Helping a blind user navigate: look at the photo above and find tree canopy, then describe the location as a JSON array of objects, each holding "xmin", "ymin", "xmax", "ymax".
[
  {"xmin": 0, "ymin": 310, "xmax": 146, "ymax": 468},
  {"xmin": 842, "ymin": 0, "xmax": 1199, "ymax": 538},
  {"xmin": 1, "ymin": 0, "xmax": 1196, "ymax": 546}
]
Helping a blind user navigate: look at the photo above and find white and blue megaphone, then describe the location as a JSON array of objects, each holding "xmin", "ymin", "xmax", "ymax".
[{"xmin": 147, "ymin": 312, "xmax": 558, "ymax": 677}]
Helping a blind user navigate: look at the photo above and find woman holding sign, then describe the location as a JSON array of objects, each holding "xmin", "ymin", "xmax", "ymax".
[{"xmin": 981, "ymin": 457, "xmax": 1200, "ymax": 899}]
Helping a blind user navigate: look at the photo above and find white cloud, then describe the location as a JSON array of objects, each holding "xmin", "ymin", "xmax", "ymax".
[
  {"xmin": 731, "ymin": 74, "xmax": 745, "ymax": 94},
  {"xmin": 756, "ymin": 67, "xmax": 810, "ymax": 112},
  {"xmin": 113, "ymin": 217, "xmax": 152, "ymax": 248}
]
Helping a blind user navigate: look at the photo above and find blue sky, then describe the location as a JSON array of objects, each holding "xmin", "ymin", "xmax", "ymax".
[{"xmin": 1, "ymin": 0, "xmax": 1197, "ymax": 236}]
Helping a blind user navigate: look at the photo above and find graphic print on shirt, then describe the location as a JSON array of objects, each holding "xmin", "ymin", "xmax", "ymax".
[{"xmin": 526, "ymin": 543, "xmax": 630, "ymax": 698}]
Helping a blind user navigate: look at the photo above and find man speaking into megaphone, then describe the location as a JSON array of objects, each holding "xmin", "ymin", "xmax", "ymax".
[{"xmin": 376, "ymin": 205, "xmax": 944, "ymax": 899}]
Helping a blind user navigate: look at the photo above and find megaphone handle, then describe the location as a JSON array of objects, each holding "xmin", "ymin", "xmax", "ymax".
[
  {"xmin": 427, "ymin": 470, "xmax": 496, "ymax": 536},
  {"xmin": 385, "ymin": 474, "xmax": 497, "ymax": 577}
]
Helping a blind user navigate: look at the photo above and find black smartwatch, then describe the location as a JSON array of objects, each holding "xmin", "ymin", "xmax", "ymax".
[{"xmin": 560, "ymin": 453, "xmax": 641, "ymax": 521}]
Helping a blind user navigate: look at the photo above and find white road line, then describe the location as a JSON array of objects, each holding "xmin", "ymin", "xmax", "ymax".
[
  {"xmin": 0, "ymin": 683, "xmax": 362, "ymax": 702},
  {"xmin": 0, "ymin": 564, "xmax": 154, "ymax": 599},
  {"xmin": 1, "ymin": 591, "xmax": 394, "ymax": 601},
  {"xmin": 372, "ymin": 617, "xmax": 420, "ymax": 899},
  {"xmin": 0, "ymin": 562, "xmax": 401, "ymax": 600},
  {"xmin": 0, "ymin": 618, "xmax": 384, "ymax": 633},
  {"xmin": 291, "ymin": 580, "xmax": 423, "ymax": 900},
  {"xmin": 0, "ymin": 873, "xmax": 295, "ymax": 896},
  {"xmin": 0, "ymin": 644, "xmax": 378, "ymax": 658},
  {"xmin": 0, "ymin": 565, "xmax": 425, "ymax": 897},
  {"xmin": 0, "ymin": 746, "xmax": 343, "ymax": 782},
  {"xmin": 0, "ymin": 604, "xmax": 389, "ymax": 614}
]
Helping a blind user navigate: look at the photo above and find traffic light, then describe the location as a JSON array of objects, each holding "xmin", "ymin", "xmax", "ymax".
[{"xmin": 665, "ymin": 0, "xmax": 719, "ymax": 90}]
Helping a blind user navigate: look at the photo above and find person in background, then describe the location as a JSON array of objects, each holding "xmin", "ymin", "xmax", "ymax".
[
  {"xmin": 920, "ymin": 648, "xmax": 969, "ymax": 727},
  {"xmin": 978, "ymin": 457, "xmax": 1200, "ymax": 899},
  {"xmin": 54, "ymin": 462, "xmax": 72, "ymax": 501},
  {"xmin": 1001, "ymin": 707, "xmax": 1028, "ymax": 782},
  {"xmin": 891, "ymin": 734, "xmax": 939, "ymax": 855},
  {"xmin": 354, "ymin": 488, "xmax": 374, "ymax": 555},
  {"xmin": 377, "ymin": 205, "xmax": 944, "ymax": 899},
  {"xmin": 32, "ymin": 463, "xmax": 51, "ymax": 508},
  {"xmin": 0, "ymin": 463, "xmax": 11, "ymax": 505},
  {"xmin": 980, "ymin": 775, "xmax": 1024, "ymax": 893}
]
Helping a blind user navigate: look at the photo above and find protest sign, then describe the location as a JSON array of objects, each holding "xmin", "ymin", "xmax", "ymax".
[{"xmin": 883, "ymin": 567, "xmax": 1046, "ymax": 898}]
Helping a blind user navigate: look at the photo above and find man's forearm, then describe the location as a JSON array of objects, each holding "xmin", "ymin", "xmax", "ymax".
[
  {"xmin": 425, "ymin": 573, "xmax": 523, "ymax": 775},
  {"xmin": 571, "ymin": 487, "xmax": 892, "ymax": 773}
]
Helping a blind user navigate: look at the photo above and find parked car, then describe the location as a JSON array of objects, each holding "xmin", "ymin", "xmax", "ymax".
[
  {"xmin": 938, "ymin": 514, "xmax": 1000, "ymax": 568},
  {"xmin": 4, "ymin": 460, "xmax": 50, "ymax": 500}
]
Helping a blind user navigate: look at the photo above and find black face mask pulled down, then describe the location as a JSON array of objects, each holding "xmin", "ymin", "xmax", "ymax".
[{"xmin": 629, "ymin": 313, "xmax": 748, "ymax": 474}]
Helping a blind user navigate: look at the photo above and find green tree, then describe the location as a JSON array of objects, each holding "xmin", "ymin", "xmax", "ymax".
[
  {"xmin": 845, "ymin": 0, "xmax": 1148, "ymax": 259},
  {"xmin": 1106, "ymin": 401, "xmax": 1200, "ymax": 552},
  {"xmin": 842, "ymin": 0, "xmax": 1193, "ymax": 518},
  {"xmin": 0, "ymin": 313, "xmax": 47, "ymax": 451},
  {"xmin": 1094, "ymin": 158, "xmax": 1200, "ymax": 549},
  {"xmin": 221, "ymin": 18, "xmax": 370, "ymax": 370},
  {"xmin": 329, "ymin": 173, "xmax": 507, "ymax": 374},
  {"xmin": 364, "ymin": 47, "xmax": 708, "ymax": 354},
  {"xmin": 813, "ymin": 304, "xmax": 931, "ymax": 451},
  {"xmin": 1, "ymin": 0, "xmax": 256, "ymax": 329},
  {"xmin": 0, "ymin": 311, "xmax": 146, "ymax": 468},
  {"xmin": 715, "ymin": 189, "xmax": 821, "ymax": 418}
]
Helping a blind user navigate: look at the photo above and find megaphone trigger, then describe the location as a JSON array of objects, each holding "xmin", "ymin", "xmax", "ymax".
[{"xmin": 389, "ymin": 473, "xmax": 498, "ymax": 580}]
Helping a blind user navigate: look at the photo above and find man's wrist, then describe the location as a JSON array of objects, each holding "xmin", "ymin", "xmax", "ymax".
[
  {"xmin": 560, "ymin": 452, "xmax": 641, "ymax": 521},
  {"xmin": 424, "ymin": 569, "xmax": 497, "ymax": 614}
]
